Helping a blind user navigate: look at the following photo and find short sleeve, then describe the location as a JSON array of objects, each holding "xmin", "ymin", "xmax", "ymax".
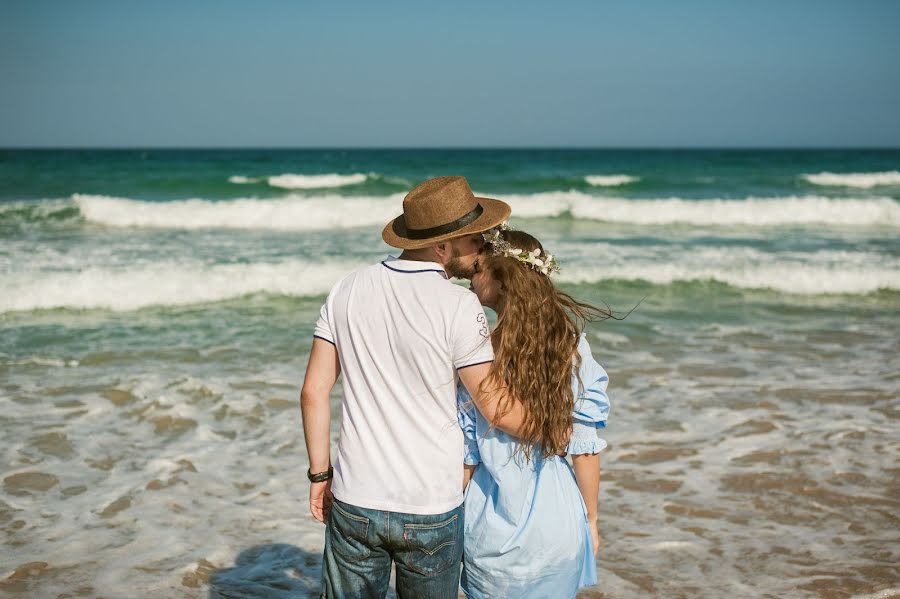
[
  {"xmin": 456, "ymin": 384, "xmax": 481, "ymax": 465},
  {"xmin": 313, "ymin": 301, "xmax": 335, "ymax": 345},
  {"xmin": 567, "ymin": 335, "xmax": 610, "ymax": 455},
  {"xmin": 452, "ymin": 293, "xmax": 494, "ymax": 369}
]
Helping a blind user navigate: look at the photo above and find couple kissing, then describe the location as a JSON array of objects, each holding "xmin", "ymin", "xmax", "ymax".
[{"xmin": 301, "ymin": 175, "xmax": 611, "ymax": 599}]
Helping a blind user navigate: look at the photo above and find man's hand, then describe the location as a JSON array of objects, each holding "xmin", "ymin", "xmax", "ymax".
[{"xmin": 310, "ymin": 479, "xmax": 334, "ymax": 523}]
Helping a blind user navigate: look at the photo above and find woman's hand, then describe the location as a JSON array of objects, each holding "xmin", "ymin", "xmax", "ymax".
[
  {"xmin": 310, "ymin": 479, "xmax": 334, "ymax": 523},
  {"xmin": 462, "ymin": 464, "xmax": 477, "ymax": 491},
  {"xmin": 590, "ymin": 522, "xmax": 602, "ymax": 556}
]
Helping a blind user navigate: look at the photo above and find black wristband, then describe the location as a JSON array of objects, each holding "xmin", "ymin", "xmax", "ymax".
[{"xmin": 307, "ymin": 466, "xmax": 333, "ymax": 483}]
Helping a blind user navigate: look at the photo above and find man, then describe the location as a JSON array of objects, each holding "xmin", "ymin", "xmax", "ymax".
[{"xmin": 301, "ymin": 176, "xmax": 524, "ymax": 598}]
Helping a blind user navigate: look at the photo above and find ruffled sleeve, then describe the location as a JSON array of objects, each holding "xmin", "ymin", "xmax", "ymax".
[
  {"xmin": 567, "ymin": 334, "xmax": 610, "ymax": 455},
  {"xmin": 457, "ymin": 383, "xmax": 481, "ymax": 465}
]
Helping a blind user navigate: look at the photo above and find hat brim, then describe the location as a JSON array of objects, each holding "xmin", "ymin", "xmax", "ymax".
[{"xmin": 382, "ymin": 196, "xmax": 512, "ymax": 250}]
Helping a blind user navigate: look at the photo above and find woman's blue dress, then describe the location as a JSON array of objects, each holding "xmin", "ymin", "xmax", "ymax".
[{"xmin": 457, "ymin": 334, "xmax": 610, "ymax": 599}]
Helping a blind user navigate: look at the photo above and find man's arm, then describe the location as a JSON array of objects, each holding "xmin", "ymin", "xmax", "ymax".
[
  {"xmin": 300, "ymin": 338, "xmax": 340, "ymax": 523},
  {"xmin": 458, "ymin": 362, "xmax": 528, "ymax": 438}
]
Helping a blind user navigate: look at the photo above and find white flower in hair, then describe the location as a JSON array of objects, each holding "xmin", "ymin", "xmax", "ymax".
[{"xmin": 482, "ymin": 223, "xmax": 560, "ymax": 276}]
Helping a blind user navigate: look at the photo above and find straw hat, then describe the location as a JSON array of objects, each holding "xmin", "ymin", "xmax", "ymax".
[{"xmin": 382, "ymin": 176, "xmax": 511, "ymax": 249}]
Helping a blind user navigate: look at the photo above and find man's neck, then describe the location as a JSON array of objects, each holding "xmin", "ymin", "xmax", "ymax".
[{"xmin": 398, "ymin": 248, "xmax": 440, "ymax": 264}]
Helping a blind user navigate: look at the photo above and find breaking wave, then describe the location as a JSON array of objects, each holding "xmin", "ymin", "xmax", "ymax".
[
  {"xmin": 3, "ymin": 246, "xmax": 897, "ymax": 313},
  {"xmin": 8, "ymin": 192, "xmax": 897, "ymax": 232},
  {"xmin": 560, "ymin": 260, "xmax": 899, "ymax": 295},
  {"xmin": 802, "ymin": 171, "xmax": 900, "ymax": 189},
  {"xmin": 500, "ymin": 192, "xmax": 900, "ymax": 227},
  {"xmin": 0, "ymin": 259, "xmax": 359, "ymax": 313},
  {"xmin": 72, "ymin": 194, "xmax": 403, "ymax": 230}
]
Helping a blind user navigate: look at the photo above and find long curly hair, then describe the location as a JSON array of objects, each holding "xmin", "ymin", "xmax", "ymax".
[{"xmin": 480, "ymin": 229, "xmax": 615, "ymax": 460}]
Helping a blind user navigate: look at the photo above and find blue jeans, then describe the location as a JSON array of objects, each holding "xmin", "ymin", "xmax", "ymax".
[{"xmin": 322, "ymin": 499, "xmax": 464, "ymax": 599}]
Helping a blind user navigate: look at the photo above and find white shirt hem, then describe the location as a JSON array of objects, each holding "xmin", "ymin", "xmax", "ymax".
[{"xmin": 332, "ymin": 489, "xmax": 464, "ymax": 515}]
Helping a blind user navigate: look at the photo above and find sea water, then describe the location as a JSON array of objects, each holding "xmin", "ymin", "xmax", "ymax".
[{"xmin": 1, "ymin": 149, "xmax": 898, "ymax": 597}]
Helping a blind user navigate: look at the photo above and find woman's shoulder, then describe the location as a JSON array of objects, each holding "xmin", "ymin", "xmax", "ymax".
[
  {"xmin": 575, "ymin": 332, "xmax": 597, "ymax": 364},
  {"xmin": 574, "ymin": 333, "xmax": 607, "ymax": 379}
]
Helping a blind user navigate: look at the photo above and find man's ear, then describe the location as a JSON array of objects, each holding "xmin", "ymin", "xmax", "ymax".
[{"xmin": 432, "ymin": 241, "xmax": 451, "ymax": 262}]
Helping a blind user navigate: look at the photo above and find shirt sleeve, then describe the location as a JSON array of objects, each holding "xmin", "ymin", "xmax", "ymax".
[
  {"xmin": 567, "ymin": 334, "xmax": 610, "ymax": 455},
  {"xmin": 457, "ymin": 383, "xmax": 481, "ymax": 465},
  {"xmin": 452, "ymin": 292, "xmax": 494, "ymax": 369},
  {"xmin": 313, "ymin": 299, "xmax": 335, "ymax": 345}
]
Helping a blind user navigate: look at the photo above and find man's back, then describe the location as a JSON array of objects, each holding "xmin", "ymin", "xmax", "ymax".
[{"xmin": 314, "ymin": 256, "xmax": 492, "ymax": 514}]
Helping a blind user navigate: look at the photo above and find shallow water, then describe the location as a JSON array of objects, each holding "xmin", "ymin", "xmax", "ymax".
[
  {"xmin": 3, "ymin": 290, "xmax": 897, "ymax": 598},
  {"xmin": 2, "ymin": 149, "xmax": 899, "ymax": 597}
]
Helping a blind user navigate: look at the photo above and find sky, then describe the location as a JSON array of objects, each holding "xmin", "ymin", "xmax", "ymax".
[{"xmin": 1, "ymin": 0, "xmax": 899, "ymax": 148}]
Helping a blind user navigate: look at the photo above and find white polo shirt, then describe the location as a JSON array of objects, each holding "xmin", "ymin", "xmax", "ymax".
[{"xmin": 313, "ymin": 256, "xmax": 494, "ymax": 515}]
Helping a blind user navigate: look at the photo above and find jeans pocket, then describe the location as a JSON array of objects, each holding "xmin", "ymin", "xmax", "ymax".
[
  {"xmin": 329, "ymin": 501, "xmax": 371, "ymax": 563},
  {"xmin": 403, "ymin": 514, "xmax": 460, "ymax": 576}
]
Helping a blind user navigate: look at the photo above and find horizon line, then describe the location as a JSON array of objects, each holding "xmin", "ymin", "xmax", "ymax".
[{"xmin": 3, "ymin": 145, "xmax": 900, "ymax": 152}]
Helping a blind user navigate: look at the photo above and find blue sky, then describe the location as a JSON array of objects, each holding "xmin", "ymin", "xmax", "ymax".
[{"xmin": 2, "ymin": 0, "xmax": 899, "ymax": 147}]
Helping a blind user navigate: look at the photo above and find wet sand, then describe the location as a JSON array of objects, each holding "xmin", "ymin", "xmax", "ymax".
[{"xmin": 2, "ymin": 298, "xmax": 899, "ymax": 598}]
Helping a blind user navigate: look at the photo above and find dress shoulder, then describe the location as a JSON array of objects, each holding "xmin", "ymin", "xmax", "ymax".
[{"xmin": 567, "ymin": 334, "xmax": 610, "ymax": 454}]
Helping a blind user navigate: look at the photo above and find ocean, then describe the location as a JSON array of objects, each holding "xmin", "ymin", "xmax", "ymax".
[{"xmin": 1, "ymin": 149, "xmax": 898, "ymax": 598}]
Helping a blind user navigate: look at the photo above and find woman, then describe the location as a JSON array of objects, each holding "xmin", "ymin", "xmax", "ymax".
[{"xmin": 458, "ymin": 226, "xmax": 611, "ymax": 598}]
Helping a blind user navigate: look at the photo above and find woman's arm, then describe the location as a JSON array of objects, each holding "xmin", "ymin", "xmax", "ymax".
[{"xmin": 572, "ymin": 452, "xmax": 601, "ymax": 556}]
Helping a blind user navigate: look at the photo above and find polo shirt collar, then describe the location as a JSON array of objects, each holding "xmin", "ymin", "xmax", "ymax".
[{"xmin": 382, "ymin": 255, "xmax": 449, "ymax": 279}]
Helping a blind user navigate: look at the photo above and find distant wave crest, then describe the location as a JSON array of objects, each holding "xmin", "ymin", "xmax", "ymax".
[
  {"xmin": 585, "ymin": 175, "xmax": 640, "ymax": 186},
  {"xmin": 266, "ymin": 173, "xmax": 368, "ymax": 189},
  {"xmin": 227, "ymin": 175, "xmax": 261, "ymax": 184},
  {"xmin": 802, "ymin": 171, "xmax": 900, "ymax": 189}
]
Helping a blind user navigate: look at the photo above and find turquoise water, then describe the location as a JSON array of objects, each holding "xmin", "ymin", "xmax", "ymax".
[
  {"xmin": 1, "ymin": 149, "xmax": 899, "ymax": 597},
  {"xmin": 3, "ymin": 148, "xmax": 900, "ymax": 200}
]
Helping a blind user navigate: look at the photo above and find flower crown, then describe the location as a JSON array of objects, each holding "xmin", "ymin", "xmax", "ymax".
[{"xmin": 482, "ymin": 222, "xmax": 560, "ymax": 276}]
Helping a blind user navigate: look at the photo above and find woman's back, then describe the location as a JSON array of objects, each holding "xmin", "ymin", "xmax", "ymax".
[{"xmin": 458, "ymin": 335, "xmax": 609, "ymax": 599}]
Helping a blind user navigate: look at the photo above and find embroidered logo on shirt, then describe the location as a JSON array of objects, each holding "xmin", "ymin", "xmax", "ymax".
[{"xmin": 476, "ymin": 313, "xmax": 489, "ymax": 338}]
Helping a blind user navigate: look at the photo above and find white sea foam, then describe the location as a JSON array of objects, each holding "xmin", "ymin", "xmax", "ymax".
[
  {"xmin": 227, "ymin": 175, "xmax": 260, "ymax": 184},
  {"xmin": 849, "ymin": 589, "xmax": 900, "ymax": 599},
  {"xmin": 500, "ymin": 191, "xmax": 900, "ymax": 227},
  {"xmin": 0, "ymin": 259, "xmax": 361, "ymax": 312},
  {"xmin": 559, "ymin": 247, "xmax": 900, "ymax": 295},
  {"xmin": 74, "ymin": 194, "xmax": 403, "ymax": 230},
  {"xmin": 266, "ymin": 173, "xmax": 368, "ymax": 189},
  {"xmin": 563, "ymin": 262, "xmax": 899, "ymax": 295},
  {"xmin": 802, "ymin": 171, "xmax": 900, "ymax": 188},
  {"xmin": 585, "ymin": 174, "xmax": 640, "ymax": 186}
]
